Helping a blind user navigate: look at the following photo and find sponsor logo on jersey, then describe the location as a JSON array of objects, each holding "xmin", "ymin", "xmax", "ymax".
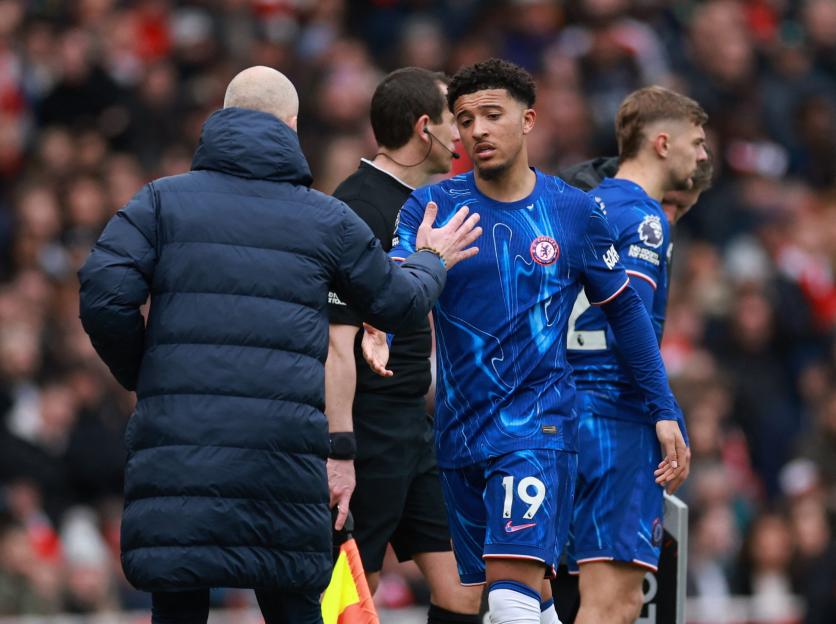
[
  {"xmin": 391, "ymin": 210, "xmax": 401, "ymax": 247},
  {"xmin": 651, "ymin": 517, "xmax": 664, "ymax": 546},
  {"xmin": 542, "ymin": 425, "xmax": 557, "ymax": 434},
  {"xmin": 602, "ymin": 244, "xmax": 620, "ymax": 270},
  {"xmin": 505, "ymin": 520, "xmax": 538, "ymax": 533},
  {"xmin": 628, "ymin": 244, "xmax": 660, "ymax": 266},
  {"xmin": 530, "ymin": 236, "xmax": 560, "ymax": 266},
  {"xmin": 638, "ymin": 215, "xmax": 664, "ymax": 248}
]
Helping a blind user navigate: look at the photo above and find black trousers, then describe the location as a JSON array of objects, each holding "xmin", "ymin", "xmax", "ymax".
[{"xmin": 151, "ymin": 589, "xmax": 322, "ymax": 624}]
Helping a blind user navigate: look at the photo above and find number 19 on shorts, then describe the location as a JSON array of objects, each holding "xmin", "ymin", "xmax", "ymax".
[{"xmin": 502, "ymin": 476, "xmax": 546, "ymax": 519}]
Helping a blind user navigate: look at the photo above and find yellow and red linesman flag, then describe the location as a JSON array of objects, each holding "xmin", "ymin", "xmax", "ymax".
[{"xmin": 321, "ymin": 537, "xmax": 379, "ymax": 624}]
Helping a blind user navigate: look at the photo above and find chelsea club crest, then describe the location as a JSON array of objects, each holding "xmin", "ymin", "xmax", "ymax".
[
  {"xmin": 530, "ymin": 236, "xmax": 559, "ymax": 266},
  {"xmin": 652, "ymin": 516, "xmax": 664, "ymax": 546}
]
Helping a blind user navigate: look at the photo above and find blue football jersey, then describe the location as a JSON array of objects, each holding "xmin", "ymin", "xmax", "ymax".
[
  {"xmin": 391, "ymin": 169, "xmax": 629, "ymax": 468},
  {"xmin": 568, "ymin": 177, "xmax": 671, "ymax": 423}
]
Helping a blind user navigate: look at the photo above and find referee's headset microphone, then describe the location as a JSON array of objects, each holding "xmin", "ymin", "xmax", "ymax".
[
  {"xmin": 375, "ymin": 125, "xmax": 460, "ymax": 167},
  {"xmin": 423, "ymin": 126, "xmax": 460, "ymax": 159}
]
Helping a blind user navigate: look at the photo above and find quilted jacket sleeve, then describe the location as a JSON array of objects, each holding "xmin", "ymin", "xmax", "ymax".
[
  {"xmin": 331, "ymin": 206, "xmax": 445, "ymax": 334},
  {"xmin": 78, "ymin": 183, "xmax": 158, "ymax": 391}
]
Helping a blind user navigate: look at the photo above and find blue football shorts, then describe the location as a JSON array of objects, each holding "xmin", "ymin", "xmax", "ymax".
[
  {"xmin": 440, "ymin": 448, "xmax": 577, "ymax": 585},
  {"xmin": 567, "ymin": 391, "xmax": 665, "ymax": 573}
]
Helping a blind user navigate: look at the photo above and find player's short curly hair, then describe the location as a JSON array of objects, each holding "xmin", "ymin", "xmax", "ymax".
[{"xmin": 447, "ymin": 58, "xmax": 536, "ymax": 111}]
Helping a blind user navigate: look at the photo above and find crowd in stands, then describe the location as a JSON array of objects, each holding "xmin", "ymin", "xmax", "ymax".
[{"xmin": 0, "ymin": 0, "xmax": 833, "ymax": 621}]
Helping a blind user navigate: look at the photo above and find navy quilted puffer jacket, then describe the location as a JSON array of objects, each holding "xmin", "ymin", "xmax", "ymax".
[{"xmin": 78, "ymin": 107, "xmax": 446, "ymax": 593}]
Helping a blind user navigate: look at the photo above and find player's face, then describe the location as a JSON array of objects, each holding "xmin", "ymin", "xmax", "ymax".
[
  {"xmin": 426, "ymin": 84, "xmax": 459, "ymax": 175},
  {"xmin": 666, "ymin": 122, "xmax": 707, "ymax": 191},
  {"xmin": 453, "ymin": 88, "xmax": 535, "ymax": 181},
  {"xmin": 661, "ymin": 188, "xmax": 701, "ymax": 224}
]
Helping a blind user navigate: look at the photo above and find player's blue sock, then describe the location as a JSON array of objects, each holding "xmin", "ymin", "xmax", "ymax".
[
  {"xmin": 539, "ymin": 598, "xmax": 561, "ymax": 624},
  {"xmin": 487, "ymin": 580, "xmax": 540, "ymax": 624}
]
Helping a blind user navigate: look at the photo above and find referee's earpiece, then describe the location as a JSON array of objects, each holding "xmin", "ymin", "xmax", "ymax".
[{"xmin": 422, "ymin": 125, "xmax": 461, "ymax": 159}]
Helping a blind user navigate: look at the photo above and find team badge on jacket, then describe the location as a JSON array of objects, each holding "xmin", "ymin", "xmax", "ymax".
[
  {"xmin": 530, "ymin": 236, "xmax": 559, "ymax": 265},
  {"xmin": 638, "ymin": 215, "xmax": 664, "ymax": 248}
]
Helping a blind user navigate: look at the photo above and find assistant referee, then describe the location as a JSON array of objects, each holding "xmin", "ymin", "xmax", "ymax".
[{"xmin": 325, "ymin": 68, "xmax": 482, "ymax": 624}]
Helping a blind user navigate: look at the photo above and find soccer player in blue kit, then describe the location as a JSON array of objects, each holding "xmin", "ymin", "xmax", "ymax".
[
  {"xmin": 567, "ymin": 87, "xmax": 708, "ymax": 624},
  {"xmin": 365, "ymin": 60, "xmax": 687, "ymax": 624}
]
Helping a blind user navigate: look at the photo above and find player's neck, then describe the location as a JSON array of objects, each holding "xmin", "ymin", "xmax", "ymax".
[
  {"xmin": 474, "ymin": 157, "xmax": 536, "ymax": 203},
  {"xmin": 614, "ymin": 160, "xmax": 667, "ymax": 201},
  {"xmin": 371, "ymin": 148, "xmax": 432, "ymax": 189}
]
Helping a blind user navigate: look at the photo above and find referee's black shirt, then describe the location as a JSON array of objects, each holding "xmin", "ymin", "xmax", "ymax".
[{"xmin": 328, "ymin": 160, "xmax": 432, "ymax": 398}]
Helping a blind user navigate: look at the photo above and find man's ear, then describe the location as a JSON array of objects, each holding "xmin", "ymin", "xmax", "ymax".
[
  {"xmin": 414, "ymin": 114, "xmax": 431, "ymax": 141},
  {"xmin": 522, "ymin": 108, "xmax": 536, "ymax": 135},
  {"xmin": 286, "ymin": 115, "xmax": 299, "ymax": 132},
  {"xmin": 653, "ymin": 132, "xmax": 670, "ymax": 158}
]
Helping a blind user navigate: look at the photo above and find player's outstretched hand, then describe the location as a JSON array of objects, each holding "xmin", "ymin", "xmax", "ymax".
[
  {"xmin": 361, "ymin": 323, "xmax": 393, "ymax": 377},
  {"xmin": 327, "ymin": 458, "xmax": 355, "ymax": 530},
  {"xmin": 415, "ymin": 201, "xmax": 482, "ymax": 269},
  {"xmin": 654, "ymin": 420, "xmax": 690, "ymax": 493}
]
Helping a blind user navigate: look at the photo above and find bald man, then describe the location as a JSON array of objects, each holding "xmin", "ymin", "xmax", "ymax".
[
  {"xmin": 224, "ymin": 65, "xmax": 300, "ymax": 126},
  {"xmin": 79, "ymin": 66, "xmax": 481, "ymax": 624}
]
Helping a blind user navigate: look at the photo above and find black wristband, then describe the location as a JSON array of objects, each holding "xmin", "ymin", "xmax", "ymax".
[{"xmin": 328, "ymin": 432, "xmax": 356, "ymax": 460}]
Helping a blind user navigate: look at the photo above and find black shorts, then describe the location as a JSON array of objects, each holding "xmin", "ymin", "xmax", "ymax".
[{"xmin": 350, "ymin": 393, "xmax": 452, "ymax": 573}]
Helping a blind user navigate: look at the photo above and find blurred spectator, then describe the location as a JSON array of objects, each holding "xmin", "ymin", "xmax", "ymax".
[
  {"xmin": 733, "ymin": 512, "xmax": 798, "ymax": 617},
  {"xmin": 60, "ymin": 507, "xmax": 119, "ymax": 614},
  {"xmin": 803, "ymin": 0, "xmax": 836, "ymax": 79},
  {"xmin": 688, "ymin": 504, "xmax": 739, "ymax": 607},
  {"xmin": 0, "ymin": 512, "xmax": 62, "ymax": 615},
  {"xmin": 795, "ymin": 389, "xmax": 836, "ymax": 506},
  {"xmin": 38, "ymin": 29, "xmax": 126, "ymax": 134},
  {"xmin": 0, "ymin": 377, "xmax": 78, "ymax": 524}
]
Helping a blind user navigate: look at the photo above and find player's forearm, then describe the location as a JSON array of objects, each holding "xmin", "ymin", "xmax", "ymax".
[
  {"xmin": 325, "ymin": 326, "xmax": 360, "ymax": 432},
  {"xmin": 627, "ymin": 273, "xmax": 665, "ymax": 344},
  {"xmin": 601, "ymin": 286, "xmax": 679, "ymax": 424}
]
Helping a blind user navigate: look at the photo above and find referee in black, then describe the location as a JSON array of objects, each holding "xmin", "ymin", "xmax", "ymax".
[{"xmin": 325, "ymin": 68, "xmax": 482, "ymax": 624}]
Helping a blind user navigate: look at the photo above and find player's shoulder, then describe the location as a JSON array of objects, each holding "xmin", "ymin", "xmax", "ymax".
[
  {"xmin": 594, "ymin": 185, "xmax": 669, "ymax": 253},
  {"xmin": 538, "ymin": 172, "xmax": 599, "ymax": 229},
  {"xmin": 589, "ymin": 178, "xmax": 656, "ymax": 211},
  {"xmin": 540, "ymin": 171, "xmax": 600, "ymax": 221},
  {"xmin": 541, "ymin": 171, "xmax": 590, "ymax": 199},
  {"xmin": 428, "ymin": 171, "xmax": 473, "ymax": 196},
  {"xmin": 412, "ymin": 172, "xmax": 473, "ymax": 206},
  {"xmin": 590, "ymin": 179, "xmax": 664, "ymax": 228}
]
